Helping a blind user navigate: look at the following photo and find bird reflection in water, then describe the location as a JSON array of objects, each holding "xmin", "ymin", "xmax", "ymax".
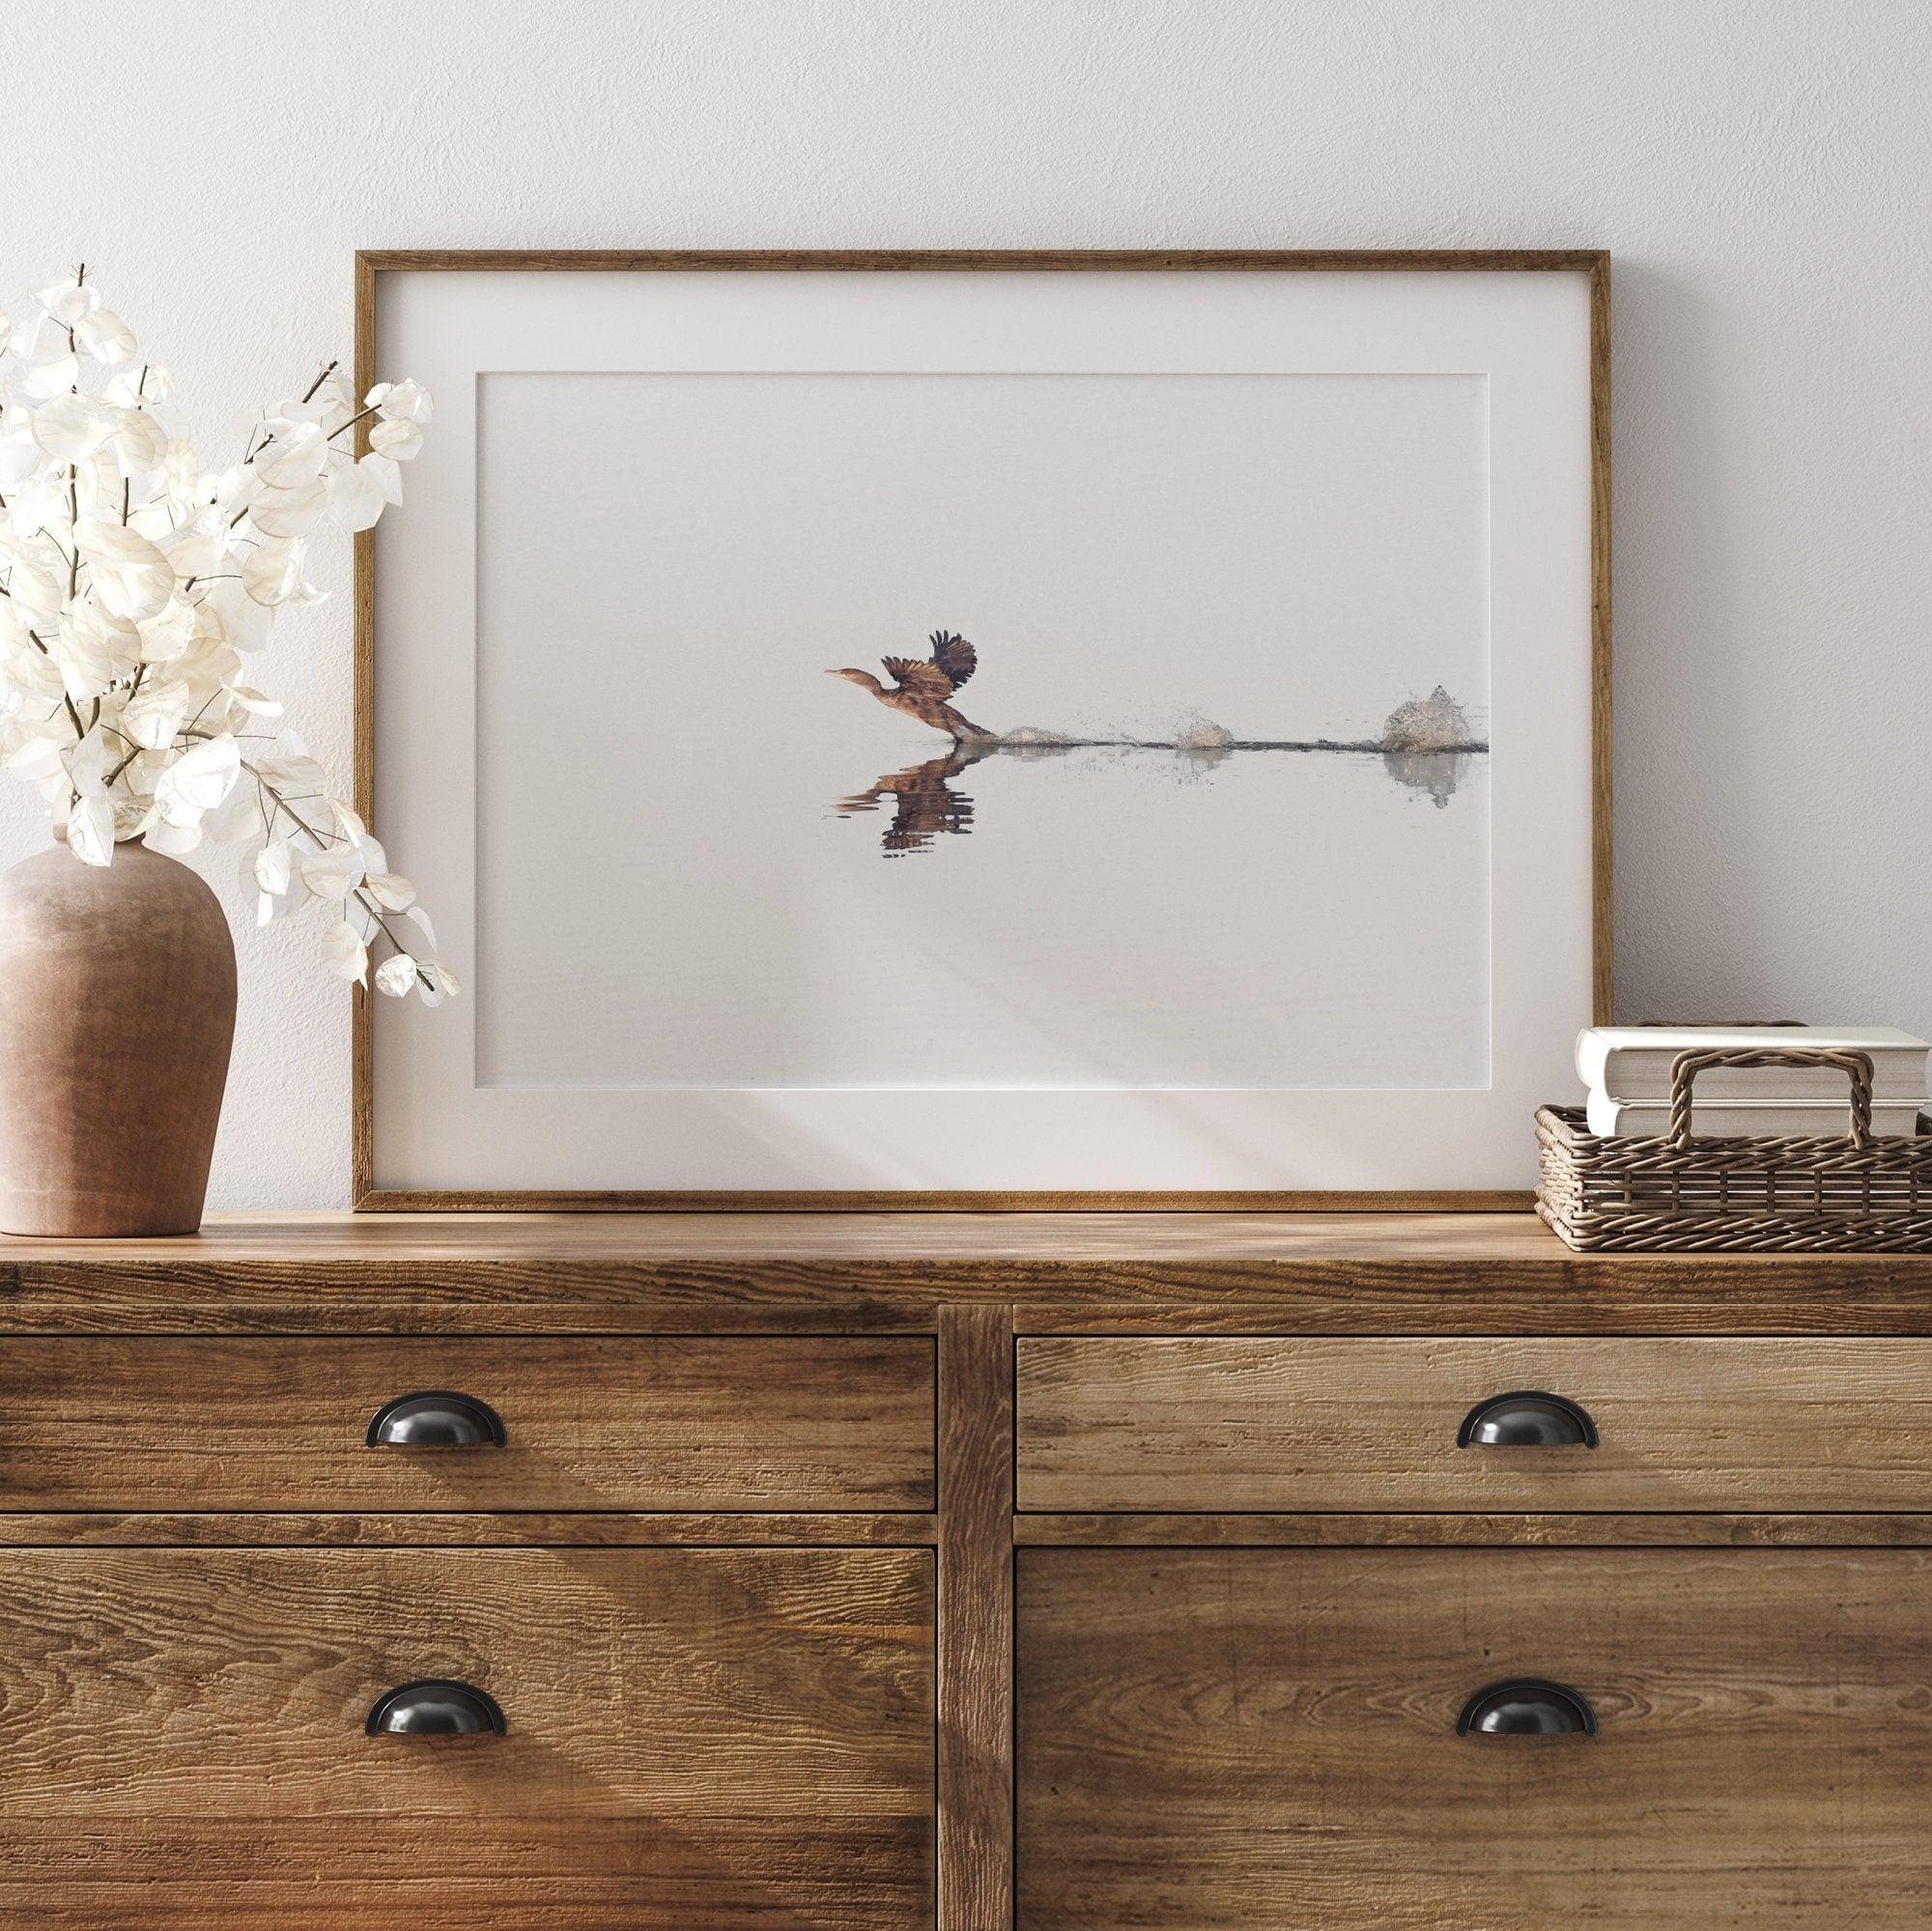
[
  {"xmin": 837, "ymin": 741, "xmax": 1476, "ymax": 856},
  {"xmin": 834, "ymin": 741, "xmax": 1000, "ymax": 857}
]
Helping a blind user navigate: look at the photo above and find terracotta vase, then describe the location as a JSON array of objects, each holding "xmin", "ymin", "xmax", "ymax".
[{"xmin": 0, "ymin": 838, "xmax": 237, "ymax": 1235}]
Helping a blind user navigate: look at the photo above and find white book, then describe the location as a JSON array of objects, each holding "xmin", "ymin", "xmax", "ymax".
[
  {"xmin": 1577, "ymin": 1026, "xmax": 1930, "ymax": 1104},
  {"xmin": 1585, "ymin": 1092, "xmax": 1926, "ymax": 1140}
]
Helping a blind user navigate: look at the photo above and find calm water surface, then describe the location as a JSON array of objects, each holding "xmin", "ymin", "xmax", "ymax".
[{"xmin": 481, "ymin": 736, "xmax": 1491, "ymax": 1093}]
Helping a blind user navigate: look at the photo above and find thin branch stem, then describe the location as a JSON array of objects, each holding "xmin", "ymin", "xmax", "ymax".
[
  {"xmin": 328, "ymin": 403, "xmax": 379, "ymax": 443},
  {"xmin": 245, "ymin": 765, "xmax": 412, "ymax": 964}
]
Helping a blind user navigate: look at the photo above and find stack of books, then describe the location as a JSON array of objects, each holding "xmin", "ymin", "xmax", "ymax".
[{"xmin": 1577, "ymin": 1026, "xmax": 1932, "ymax": 1139}]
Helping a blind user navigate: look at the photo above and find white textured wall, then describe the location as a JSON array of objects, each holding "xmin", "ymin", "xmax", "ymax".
[{"xmin": 4, "ymin": 0, "xmax": 1928, "ymax": 1207}]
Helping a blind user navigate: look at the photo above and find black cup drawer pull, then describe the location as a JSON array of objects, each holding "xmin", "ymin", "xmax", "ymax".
[
  {"xmin": 365, "ymin": 1390, "xmax": 507, "ymax": 1448},
  {"xmin": 1457, "ymin": 1390, "xmax": 1597, "ymax": 1448},
  {"xmin": 366, "ymin": 1679, "xmax": 506, "ymax": 1737},
  {"xmin": 1458, "ymin": 1679, "xmax": 1596, "ymax": 1737}
]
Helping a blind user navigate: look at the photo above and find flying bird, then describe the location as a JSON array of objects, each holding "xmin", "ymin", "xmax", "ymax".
[{"xmin": 829, "ymin": 630, "xmax": 995, "ymax": 744}]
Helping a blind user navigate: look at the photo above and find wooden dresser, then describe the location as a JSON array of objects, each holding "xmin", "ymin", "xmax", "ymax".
[{"xmin": 3, "ymin": 1210, "xmax": 1929, "ymax": 1928}]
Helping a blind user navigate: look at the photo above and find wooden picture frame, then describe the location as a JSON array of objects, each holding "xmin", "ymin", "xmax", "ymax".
[{"xmin": 354, "ymin": 249, "xmax": 1610, "ymax": 1210}]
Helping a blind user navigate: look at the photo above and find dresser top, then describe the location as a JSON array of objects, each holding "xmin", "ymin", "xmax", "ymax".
[
  {"xmin": 6, "ymin": 1208, "xmax": 1585, "ymax": 1265},
  {"xmin": 0, "ymin": 1210, "xmax": 1925, "ymax": 1336}
]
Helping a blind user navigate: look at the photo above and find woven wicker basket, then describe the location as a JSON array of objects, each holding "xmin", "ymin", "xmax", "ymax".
[{"xmin": 1537, "ymin": 1047, "xmax": 1932, "ymax": 1252}]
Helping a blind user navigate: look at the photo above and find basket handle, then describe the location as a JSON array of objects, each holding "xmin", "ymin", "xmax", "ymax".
[{"xmin": 1665, "ymin": 1047, "xmax": 1876, "ymax": 1150}]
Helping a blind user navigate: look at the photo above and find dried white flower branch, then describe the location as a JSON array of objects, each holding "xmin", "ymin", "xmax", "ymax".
[{"xmin": 0, "ymin": 268, "xmax": 455, "ymax": 1003}]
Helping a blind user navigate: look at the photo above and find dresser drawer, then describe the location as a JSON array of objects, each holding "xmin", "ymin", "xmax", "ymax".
[
  {"xmin": 0, "ymin": 1546, "xmax": 932, "ymax": 1927},
  {"xmin": 1019, "ymin": 1546, "xmax": 1932, "ymax": 1928},
  {"xmin": 1016, "ymin": 1336, "xmax": 1932, "ymax": 1512},
  {"xmin": 0, "ymin": 1336, "xmax": 933, "ymax": 1511}
]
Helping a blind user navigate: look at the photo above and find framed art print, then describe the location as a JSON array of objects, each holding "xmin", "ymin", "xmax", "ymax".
[{"xmin": 355, "ymin": 250, "xmax": 1609, "ymax": 1207}]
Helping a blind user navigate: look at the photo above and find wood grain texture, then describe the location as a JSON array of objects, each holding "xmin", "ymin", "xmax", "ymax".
[
  {"xmin": 0, "ymin": 1335, "xmax": 934, "ymax": 1512},
  {"xmin": 7, "ymin": 1211, "xmax": 1932, "ymax": 1335},
  {"xmin": 8, "ymin": 1510, "xmax": 1928, "ymax": 1551},
  {"xmin": 1589, "ymin": 250, "xmax": 1613, "ymax": 1024},
  {"xmin": 1016, "ymin": 1335, "xmax": 1932, "ymax": 1513},
  {"xmin": 351, "ymin": 248, "xmax": 378, "ymax": 1208},
  {"xmin": 0, "ymin": 1511, "xmax": 936, "ymax": 1547},
  {"xmin": 1015, "ymin": 1512, "xmax": 1932, "ymax": 1547},
  {"xmin": 360, "ymin": 1187, "xmax": 1534, "ymax": 1213},
  {"xmin": 353, "ymin": 248, "xmax": 1609, "ymax": 1210},
  {"xmin": 1, "ymin": 1207, "xmax": 1631, "ymax": 1262},
  {"xmin": 1018, "ymin": 1546, "xmax": 1932, "ymax": 1928},
  {"xmin": 0, "ymin": 1547, "xmax": 933, "ymax": 1927},
  {"xmin": 939, "ymin": 1304, "xmax": 1014, "ymax": 1930},
  {"xmin": 2, "ymin": 1202, "xmax": 1924, "ymax": 1924},
  {"xmin": 358, "ymin": 248, "xmax": 1610, "ymax": 274}
]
